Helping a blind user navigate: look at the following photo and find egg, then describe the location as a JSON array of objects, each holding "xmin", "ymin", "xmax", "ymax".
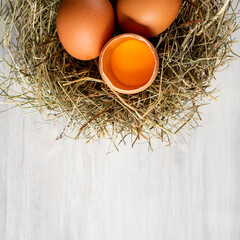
[
  {"xmin": 116, "ymin": 0, "xmax": 182, "ymax": 38},
  {"xmin": 56, "ymin": 0, "xmax": 115, "ymax": 60},
  {"xmin": 99, "ymin": 34, "xmax": 159, "ymax": 94}
]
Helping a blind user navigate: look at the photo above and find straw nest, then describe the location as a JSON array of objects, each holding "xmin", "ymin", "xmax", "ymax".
[{"xmin": 0, "ymin": 0, "xmax": 239, "ymax": 150}]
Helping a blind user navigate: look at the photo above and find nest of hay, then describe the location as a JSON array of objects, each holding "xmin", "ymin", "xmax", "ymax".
[{"xmin": 0, "ymin": 0, "xmax": 239, "ymax": 149}]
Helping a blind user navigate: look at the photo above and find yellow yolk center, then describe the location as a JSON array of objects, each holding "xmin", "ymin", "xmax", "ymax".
[{"xmin": 110, "ymin": 39, "xmax": 155, "ymax": 86}]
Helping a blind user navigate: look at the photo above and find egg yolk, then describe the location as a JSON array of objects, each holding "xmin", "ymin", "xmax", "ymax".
[{"xmin": 110, "ymin": 39, "xmax": 155, "ymax": 86}]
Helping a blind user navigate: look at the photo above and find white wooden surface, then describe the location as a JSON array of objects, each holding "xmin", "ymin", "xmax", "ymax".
[{"xmin": 1, "ymin": 18, "xmax": 240, "ymax": 240}]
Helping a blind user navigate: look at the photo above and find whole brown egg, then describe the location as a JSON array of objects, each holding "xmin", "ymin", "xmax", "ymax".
[
  {"xmin": 57, "ymin": 0, "xmax": 115, "ymax": 60},
  {"xmin": 116, "ymin": 0, "xmax": 182, "ymax": 38}
]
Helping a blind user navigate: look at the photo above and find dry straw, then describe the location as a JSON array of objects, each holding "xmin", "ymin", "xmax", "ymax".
[{"xmin": 0, "ymin": 0, "xmax": 239, "ymax": 150}]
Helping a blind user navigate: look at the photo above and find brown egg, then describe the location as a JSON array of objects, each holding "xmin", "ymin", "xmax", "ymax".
[
  {"xmin": 116, "ymin": 0, "xmax": 182, "ymax": 38},
  {"xmin": 57, "ymin": 0, "xmax": 115, "ymax": 60},
  {"xmin": 99, "ymin": 34, "xmax": 159, "ymax": 94}
]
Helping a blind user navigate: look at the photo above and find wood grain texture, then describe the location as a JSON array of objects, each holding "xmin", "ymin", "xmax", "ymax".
[{"xmin": 0, "ymin": 9, "xmax": 240, "ymax": 240}]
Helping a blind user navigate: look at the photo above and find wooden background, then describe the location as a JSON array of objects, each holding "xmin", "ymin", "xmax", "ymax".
[{"xmin": 0, "ymin": 7, "xmax": 240, "ymax": 240}]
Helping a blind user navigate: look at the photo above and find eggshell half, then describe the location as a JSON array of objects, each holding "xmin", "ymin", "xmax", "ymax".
[{"xmin": 99, "ymin": 34, "xmax": 159, "ymax": 94}]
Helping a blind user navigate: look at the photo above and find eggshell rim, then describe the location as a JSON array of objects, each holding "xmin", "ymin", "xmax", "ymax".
[{"xmin": 99, "ymin": 33, "xmax": 159, "ymax": 94}]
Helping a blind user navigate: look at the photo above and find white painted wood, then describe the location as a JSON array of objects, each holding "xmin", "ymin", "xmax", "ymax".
[{"xmin": 0, "ymin": 8, "xmax": 240, "ymax": 240}]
